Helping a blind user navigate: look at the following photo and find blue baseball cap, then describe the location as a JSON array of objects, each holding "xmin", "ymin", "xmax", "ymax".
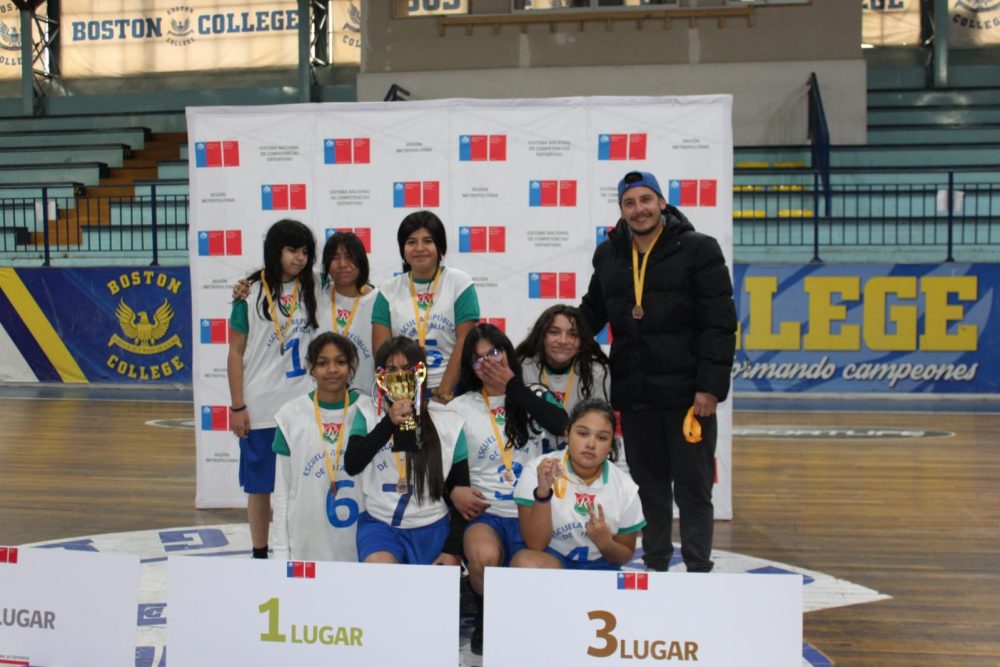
[{"xmin": 617, "ymin": 171, "xmax": 664, "ymax": 204}]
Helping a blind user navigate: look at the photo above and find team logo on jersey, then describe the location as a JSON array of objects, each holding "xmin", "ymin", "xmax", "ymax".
[
  {"xmin": 321, "ymin": 421, "xmax": 343, "ymax": 444},
  {"xmin": 280, "ymin": 293, "xmax": 297, "ymax": 308},
  {"xmin": 334, "ymin": 308, "xmax": 352, "ymax": 328},
  {"xmin": 551, "ymin": 390, "xmax": 567, "ymax": 403},
  {"xmin": 490, "ymin": 406, "xmax": 506, "ymax": 427},
  {"xmin": 416, "ymin": 290, "xmax": 435, "ymax": 310},
  {"xmin": 574, "ymin": 492, "xmax": 596, "ymax": 516}
]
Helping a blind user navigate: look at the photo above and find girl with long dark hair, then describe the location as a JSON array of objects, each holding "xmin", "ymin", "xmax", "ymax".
[
  {"xmin": 227, "ymin": 218, "xmax": 318, "ymax": 559},
  {"xmin": 515, "ymin": 304, "xmax": 611, "ymax": 450},
  {"xmin": 344, "ymin": 336, "xmax": 469, "ymax": 565}
]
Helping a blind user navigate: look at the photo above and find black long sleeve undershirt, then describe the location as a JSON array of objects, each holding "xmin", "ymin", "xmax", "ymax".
[
  {"xmin": 343, "ymin": 413, "xmax": 470, "ymax": 557},
  {"xmin": 505, "ymin": 374, "xmax": 569, "ymax": 437}
]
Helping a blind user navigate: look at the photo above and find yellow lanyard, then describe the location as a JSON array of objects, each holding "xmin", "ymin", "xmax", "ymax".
[
  {"xmin": 408, "ymin": 268, "xmax": 442, "ymax": 347},
  {"xmin": 630, "ymin": 225, "xmax": 664, "ymax": 319},
  {"xmin": 316, "ymin": 390, "xmax": 350, "ymax": 491},
  {"xmin": 481, "ymin": 390, "xmax": 514, "ymax": 480},
  {"xmin": 331, "ymin": 290, "xmax": 361, "ymax": 338},
  {"xmin": 540, "ymin": 365, "xmax": 575, "ymax": 409},
  {"xmin": 552, "ymin": 452, "xmax": 602, "ymax": 499},
  {"xmin": 394, "ymin": 451, "xmax": 407, "ymax": 490},
  {"xmin": 260, "ymin": 271, "xmax": 300, "ymax": 349}
]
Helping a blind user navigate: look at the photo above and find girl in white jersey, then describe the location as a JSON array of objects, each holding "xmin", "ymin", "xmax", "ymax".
[
  {"xmin": 271, "ymin": 332, "xmax": 375, "ymax": 562},
  {"xmin": 344, "ymin": 336, "xmax": 469, "ymax": 566},
  {"xmin": 515, "ymin": 305, "xmax": 611, "ymax": 452},
  {"xmin": 228, "ymin": 219, "xmax": 319, "ymax": 560},
  {"xmin": 234, "ymin": 231, "xmax": 378, "ymax": 396},
  {"xmin": 371, "ymin": 211, "xmax": 480, "ymax": 402},
  {"xmin": 448, "ymin": 323, "xmax": 569, "ymax": 655},
  {"xmin": 513, "ymin": 399, "xmax": 645, "ymax": 571},
  {"xmin": 317, "ymin": 232, "xmax": 379, "ymax": 395}
]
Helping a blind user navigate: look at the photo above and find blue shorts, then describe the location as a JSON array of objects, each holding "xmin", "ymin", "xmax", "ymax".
[
  {"xmin": 544, "ymin": 547, "xmax": 619, "ymax": 571},
  {"xmin": 356, "ymin": 512, "xmax": 450, "ymax": 565},
  {"xmin": 238, "ymin": 427, "xmax": 276, "ymax": 494},
  {"xmin": 467, "ymin": 513, "xmax": 525, "ymax": 566}
]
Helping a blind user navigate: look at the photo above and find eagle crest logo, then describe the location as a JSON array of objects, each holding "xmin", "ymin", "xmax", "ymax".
[{"xmin": 108, "ymin": 298, "xmax": 183, "ymax": 355}]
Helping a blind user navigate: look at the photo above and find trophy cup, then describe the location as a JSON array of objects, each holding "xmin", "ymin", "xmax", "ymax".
[{"xmin": 375, "ymin": 362, "xmax": 427, "ymax": 432}]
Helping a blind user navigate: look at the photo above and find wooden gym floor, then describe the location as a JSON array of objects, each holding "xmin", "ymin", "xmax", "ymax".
[{"xmin": 0, "ymin": 387, "xmax": 998, "ymax": 666}]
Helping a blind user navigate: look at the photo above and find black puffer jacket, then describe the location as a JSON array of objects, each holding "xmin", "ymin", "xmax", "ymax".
[{"xmin": 580, "ymin": 206, "xmax": 737, "ymax": 411}]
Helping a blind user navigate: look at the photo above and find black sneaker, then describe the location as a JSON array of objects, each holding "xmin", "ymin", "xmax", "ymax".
[{"xmin": 471, "ymin": 612, "xmax": 484, "ymax": 655}]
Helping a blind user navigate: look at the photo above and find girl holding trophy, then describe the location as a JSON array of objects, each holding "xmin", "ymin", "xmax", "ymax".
[
  {"xmin": 515, "ymin": 304, "xmax": 611, "ymax": 451},
  {"xmin": 513, "ymin": 399, "xmax": 645, "ymax": 571},
  {"xmin": 344, "ymin": 336, "xmax": 469, "ymax": 565},
  {"xmin": 448, "ymin": 323, "xmax": 570, "ymax": 655},
  {"xmin": 371, "ymin": 211, "xmax": 480, "ymax": 402},
  {"xmin": 271, "ymin": 332, "xmax": 374, "ymax": 561},
  {"xmin": 228, "ymin": 218, "xmax": 319, "ymax": 559}
]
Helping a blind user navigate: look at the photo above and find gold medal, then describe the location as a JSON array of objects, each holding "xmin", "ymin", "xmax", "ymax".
[
  {"xmin": 631, "ymin": 225, "xmax": 663, "ymax": 324},
  {"xmin": 503, "ymin": 469, "xmax": 517, "ymax": 485},
  {"xmin": 396, "ymin": 478, "xmax": 409, "ymax": 495},
  {"xmin": 632, "ymin": 304, "xmax": 644, "ymax": 320}
]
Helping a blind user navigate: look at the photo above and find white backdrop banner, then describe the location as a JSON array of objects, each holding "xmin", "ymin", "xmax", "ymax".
[
  {"xmin": 168, "ymin": 556, "xmax": 459, "ymax": 666},
  {"xmin": 484, "ymin": 567, "xmax": 802, "ymax": 666},
  {"xmin": 0, "ymin": 546, "xmax": 139, "ymax": 667},
  {"xmin": 186, "ymin": 96, "xmax": 735, "ymax": 518}
]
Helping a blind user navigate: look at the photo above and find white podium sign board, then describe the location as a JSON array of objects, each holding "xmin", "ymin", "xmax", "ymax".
[
  {"xmin": 0, "ymin": 546, "xmax": 139, "ymax": 667},
  {"xmin": 484, "ymin": 569, "xmax": 801, "ymax": 666},
  {"xmin": 168, "ymin": 556, "xmax": 460, "ymax": 666}
]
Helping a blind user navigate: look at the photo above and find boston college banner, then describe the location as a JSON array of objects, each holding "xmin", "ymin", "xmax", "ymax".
[{"xmin": 186, "ymin": 96, "xmax": 734, "ymax": 513}]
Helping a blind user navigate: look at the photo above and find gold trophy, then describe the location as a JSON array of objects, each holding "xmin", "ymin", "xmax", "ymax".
[{"xmin": 375, "ymin": 362, "xmax": 427, "ymax": 431}]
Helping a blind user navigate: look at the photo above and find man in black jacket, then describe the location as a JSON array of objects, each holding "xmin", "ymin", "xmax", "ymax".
[{"xmin": 580, "ymin": 170, "xmax": 737, "ymax": 573}]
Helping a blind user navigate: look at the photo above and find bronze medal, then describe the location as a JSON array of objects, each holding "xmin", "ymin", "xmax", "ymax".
[
  {"xmin": 503, "ymin": 469, "xmax": 517, "ymax": 485},
  {"xmin": 329, "ymin": 482, "xmax": 338, "ymax": 497},
  {"xmin": 632, "ymin": 304, "xmax": 644, "ymax": 320},
  {"xmin": 396, "ymin": 478, "xmax": 409, "ymax": 495}
]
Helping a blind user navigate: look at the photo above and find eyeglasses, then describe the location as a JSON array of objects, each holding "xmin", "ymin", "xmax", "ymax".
[{"xmin": 472, "ymin": 347, "xmax": 502, "ymax": 369}]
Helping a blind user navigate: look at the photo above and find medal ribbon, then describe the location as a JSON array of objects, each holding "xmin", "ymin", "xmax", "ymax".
[
  {"xmin": 332, "ymin": 291, "xmax": 361, "ymax": 338},
  {"xmin": 631, "ymin": 225, "xmax": 664, "ymax": 316},
  {"xmin": 317, "ymin": 390, "xmax": 351, "ymax": 489},
  {"xmin": 260, "ymin": 271, "xmax": 300, "ymax": 349},
  {"xmin": 552, "ymin": 451, "xmax": 602, "ymax": 499},
  {"xmin": 481, "ymin": 390, "xmax": 514, "ymax": 477},
  {"xmin": 541, "ymin": 366, "xmax": 576, "ymax": 409},
  {"xmin": 408, "ymin": 267, "xmax": 443, "ymax": 347},
  {"xmin": 394, "ymin": 451, "xmax": 407, "ymax": 489}
]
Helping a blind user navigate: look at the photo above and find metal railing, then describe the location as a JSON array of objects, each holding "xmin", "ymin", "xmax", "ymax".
[
  {"xmin": 733, "ymin": 172, "xmax": 1000, "ymax": 261},
  {"xmin": 2, "ymin": 179, "xmax": 998, "ymax": 265},
  {"xmin": 0, "ymin": 186, "xmax": 188, "ymax": 266}
]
